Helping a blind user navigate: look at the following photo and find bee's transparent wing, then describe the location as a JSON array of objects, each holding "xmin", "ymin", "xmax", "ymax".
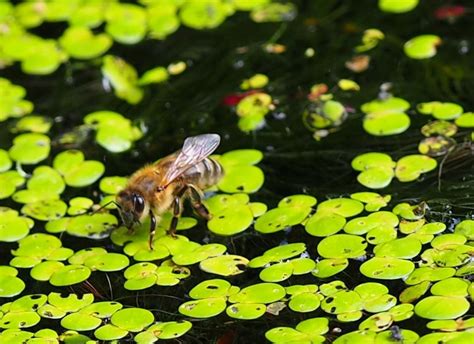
[{"xmin": 163, "ymin": 134, "xmax": 221, "ymax": 184}]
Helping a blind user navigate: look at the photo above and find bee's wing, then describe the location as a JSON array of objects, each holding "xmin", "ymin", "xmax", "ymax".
[{"xmin": 162, "ymin": 134, "xmax": 221, "ymax": 184}]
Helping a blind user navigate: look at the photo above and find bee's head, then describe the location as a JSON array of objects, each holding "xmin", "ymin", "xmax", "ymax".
[{"xmin": 116, "ymin": 189, "xmax": 146, "ymax": 229}]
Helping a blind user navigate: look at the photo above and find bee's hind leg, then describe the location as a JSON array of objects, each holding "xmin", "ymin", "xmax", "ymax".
[
  {"xmin": 188, "ymin": 185, "xmax": 211, "ymax": 220},
  {"xmin": 168, "ymin": 187, "xmax": 187, "ymax": 238},
  {"xmin": 148, "ymin": 211, "xmax": 157, "ymax": 249}
]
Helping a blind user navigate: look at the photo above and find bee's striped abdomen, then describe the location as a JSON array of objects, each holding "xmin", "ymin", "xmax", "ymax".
[{"xmin": 184, "ymin": 157, "xmax": 223, "ymax": 189}]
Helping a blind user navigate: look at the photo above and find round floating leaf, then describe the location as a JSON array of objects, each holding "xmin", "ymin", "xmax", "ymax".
[
  {"xmin": 421, "ymin": 120, "xmax": 457, "ymax": 137},
  {"xmin": 9, "ymin": 133, "xmax": 50, "ymax": 164},
  {"xmin": 48, "ymin": 293, "xmax": 94, "ymax": 313},
  {"xmin": 255, "ymin": 206, "xmax": 311, "ymax": 234},
  {"xmin": 110, "ymin": 308, "xmax": 154, "ymax": 332},
  {"xmin": 404, "ymin": 35, "xmax": 441, "ymax": 59},
  {"xmin": 352, "ymin": 152, "xmax": 395, "ymax": 171},
  {"xmin": 358, "ymin": 312, "xmax": 392, "ymax": 331},
  {"xmin": 208, "ymin": 204, "xmax": 253, "ymax": 235},
  {"xmin": 84, "ymin": 253, "xmax": 129, "ymax": 272},
  {"xmin": 189, "ymin": 279, "xmax": 235, "ymax": 299},
  {"xmin": 105, "ymin": 4, "xmax": 146, "ymax": 44},
  {"xmin": 172, "ymin": 244, "xmax": 226, "ymax": 266},
  {"xmin": 66, "ymin": 213, "xmax": 117, "ymax": 239},
  {"xmin": 249, "ymin": 243, "xmax": 307, "ymax": 268},
  {"xmin": 81, "ymin": 301, "xmax": 123, "ymax": 318},
  {"xmin": 0, "ymin": 311, "xmax": 40, "ymax": 329},
  {"xmin": 415, "ymin": 296, "xmax": 469, "ymax": 320},
  {"xmin": 200, "ymin": 255, "xmax": 248, "ymax": 276},
  {"xmin": 30, "ymin": 261, "xmax": 64, "ymax": 281},
  {"xmin": 218, "ymin": 165, "xmax": 264, "ymax": 193},
  {"xmin": 99, "ymin": 176, "xmax": 127, "ymax": 194},
  {"xmin": 405, "ymin": 267, "xmax": 456, "ymax": 285},
  {"xmin": 27, "ymin": 166, "xmax": 65, "ymax": 195},
  {"xmin": 0, "ymin": 149, "xmax": 12, "ymax": 172},
  {"xmin": 218, "ymin": 149, "xmax": 263, "ymax": 166},
  {"xmin": 454, "ymin": 220, "xmax": 474, "ymax": 240},
  {"xmin": 360, "ymin": 257, "xmax": 414, "ymax": 280},
  {"xmin": 318, "ymin": 234, "xmax": 367, "ymax": 259},
  {"xmin": 0, "ymin": 210, "xmax": 30, "ymax": 242},
  {"xmin": 94, "ymin": 324, "xmax": 128, "ymax": 341},
  {"xmin": 431, "ymin": 278, "xmax": 469, "ymax": 297},
  {"xmin": 357, "ymin": 167, "xmax": 394, "ymax": 189},
  {"xmin": 0, "ymin": 171, "xmax": 25, "ymax": 199},
  {"xmin": 179, "ymin": 297, "xmax": 227, "ymax": 318},
  {"xmin": 317, "ymin": 198, "xmax": 364, "ymax": 218},
  {"xmin": 363, "ymin": 112, "xmax": 410, "ymax": 136},
  {"xmin": 0, "ymin": 274, "xmax": 25, "ymax": 297},
  {"xmin": 21, "ymin": 199, "xmax": 67, "ymax": 221},
  {"xmin": 259, "ymin": 261, "xmax": 293, "ymax": 282},
  {"xmin": 60, "ymin": 313, "xmax": 101, "ymax": 331},
  {"xmin": 49, "ymin": 265, "xmax": 91, "ymax": 286},
  {"xmin": 289, "ymin": 293, "xmax": 321, "ymax": 313},
  {"xmin": 228, "ymin": 283, "xmax": 286, "ymax": 304},
  {"xmin": 321, "ymin": 290, "xmax": 363, "ymax": 314},
  {"xmin": 312, "ymin": 258, "xmax": 349, "ymax": 278},
  {"xmin": 379, "ymin": 0, "xmax": 419, "ymax": 13},
  {"xmin": 53, "ymin": 150, "xmax": 105, "ymax": 187},
  {"xmin": 432, "ymin": 103, "xmax": 463, "ymax": 120},
  {"xmin": 180, "ymin": 0, "xmax": 228, "ymax": 28},
  {"xmin": 226, "ymin": 303, "xmax": 266, "ymax": 320},
  {"xmin": 399, "ymin": 281, "xmax": 431, "ymax": 303},
  {"xmin": 59, "ymin": 26, "xmax": 112, "ymax": 60},
  {"xmin": 361, "ymin": 97, "xmax": 410, "ymax": 115},
  {"xmin": 395, "ymin": 154, "xmax": 437, "ymax": 182},
  {"xmin": 278, "ymin": 194, "xmax": 317, "ymax": 208},
  {"xmin": 265, "ymin": 327, "xmax": 309, "ymax": 343},
  {"xmin": 145, "ymin": 321, "xmax": 192, "ymax": 340},
  {"xmin": 305, "ymin": 212, "xmax": 346, "ymax": 237},
  {"xmin": 374, "ymin": 237, "xmax": 422, "ymax": 259},
  {"xmin": 455, "ymin": 112, "xmax": 474, "ymax": 128}
]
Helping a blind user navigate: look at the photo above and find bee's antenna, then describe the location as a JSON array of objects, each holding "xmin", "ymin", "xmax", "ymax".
[{"xmin": 72, "ymin": 201, "xmax": 121, "ymax": 217}]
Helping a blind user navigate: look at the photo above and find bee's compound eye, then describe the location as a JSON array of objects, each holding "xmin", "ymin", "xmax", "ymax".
[{"xmin": 133, "ymin": 194, "xmax": 145, "ymax": 213}]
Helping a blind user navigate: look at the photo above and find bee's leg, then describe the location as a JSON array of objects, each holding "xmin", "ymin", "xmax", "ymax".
[
  {"xmin": 188, "ymin": 185, "xmax": 211, "ymax": 220},
  {"xmin": 168, "ymin": 187, "xmax": 187, "ymax": 237},
  {"xmin": 148, "ymin": 211, "xmax": 157, "ymax": 249}
]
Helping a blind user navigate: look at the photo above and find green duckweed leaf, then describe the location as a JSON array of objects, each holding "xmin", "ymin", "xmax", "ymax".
[
  {"xmin": 200, "ymin": 255, "xmax": 248, "ymax": 276},
  {"xmin": 360, "ymin": 257, "xmax": 414, "ymax": 280},
  {"xmin": 48, "ymin": 292, "xmax": 94, "ymax": 313},
  {"xmin": 312, "ymin": 258, "xmax": 349, "ymax": 278},
  {"xmin": 395, "ymin": 154, "xmax": 437, "ymax": 182},
  {"xmin": 289, "ymin": 292, "xmax": 321, "ymax": 313},
  {"xmin": 0, "ymin": 311, "xmax": 41, "ymax": 329},
  {"xmin": 0, "ymin": 271, "xmax": 25, "ymax": 297},
  {"xmin": 259, "ymin": 261, "xmax": 293, "ymax": 282},
  {"xmin": 305, "ymin": 212, "xmax": 346, "ymax": 237},
  {"xmin": 399, "ymin": 281, "xmax": 431, "ymax": 303},
  {"xmin": 352, "ymin": 152, "xmax": 395, "ymax": 171},
  {"xmin": 278, "ymin": 194, "xmax": 317, "ymax": 208},
  {"xmin": 374, "ymin": 237, "xmax": 422, "ymax": 259},
  {"xmin": 94, "ymin": 324, "xmax": 128, "ymax": 341},
  {"xmin": 317, "ymin": 198, "xmax": 364, "ymax": 217},
  {"xmin": 405, "ymin": 267, "xmax": 456, "ymax": 285},
  {"xmin": 358, "ymin": 312, "xmax": 392, "ymax": 331},
  {"xmin": 180, "ymin": 0, "xmax": 229, "ymax": 29},
  {"xmin": 9, "ymin": 133, "xmax": 50, "ymax": 164},
  {"xmin": 318, "ymin": 234, "xmax": 367, "ymax": 259},
  {"xmin": 249, "ymin": 243, "xmax": 307, "ymax": 268},
  {"xmin": 105, "ymin": 3, "xmax": 146, "ymax": 44},
  {"xmin": 228, "ymin": 283, "xmax": 286, "ymax": 304},
  {"xmin": 404, "ymin": 35, "xmax": 442, "ymax": 59},
  {"xmin": 110, "ymin": 307, "xmax": 154, "ymax": 332},
  {"xmin": 172, "ymin": 243, "xmax": 226, "ymax": 265},
  {"xmin": 143, "ymin": 320, "xmax": 192, "ymax": 340},
  {"xmin": 226, "ymin": 303, "xmax": 266, "ymax": 320},
  {"xmin": 179, "ymin": 297, "xmax": 227, "ymax": 318},
  {"xmin": 27, "ymin": 166, "xmax": 65, "ymax": 195},
  {"xmin": 49, "ymin": 265, "xmax": 91, "ymax": 286},
  {"xmin": 80, "ymin": 301, "xmax": 123, "ymax": 318},
  {"xmin": 363, "ymin": 112, "xmax": 411, "ymax": 136},
  {"xmin": 21, "ymin": 199, "xmax": 67, "ymax": 221},
  {"xmin": 53, "ymin": 150, "xmax": 105, "ymax": 187},
  {"xmin": 350, "ymin": 192, "xmax": 391, "ymax": 212},
  {"xmin": 189, "ymin": 279, "xmax": 237, "ymax": 299},
  {"xmin": 378, "ymin": 0, "xmax": 419, "ymax": 13},
  {"xmin": 30, "ymin": 261, "xmax": 64, "ymax": 281},
  {"xmin": 138, "ymin": 66, "xmax": 169, "ymax": 85},
  {"xmin": 415, "ymin": 296, "xmax": 470, "ymax": 320},
  {"xmin": 455, "ymin": 112, "xmax": 474, "ymax": 128},
  {"xmin": 208, "ymin": 204, "xmax": 253, "ymax": 235},
  {"xmin": 321, "ymin": 290, "xmax": 363, "ymax": 315},
  {"xmin": 11, "ymin": 115, "xmax": 51, "ymax": 134},
  {"xmin": 59, "ymin": 26, "xmax": 112, "ymax": 60},
  {"xmin": 0, "ymin": 149, "xmax": 12, "ymax": 172},
  {"xmin": 9, "ymin": 293, "xmax": 47, "ymax": 312},
  {"xmin": 0, "ymin": 171, "xmax": 25, "ymax": 199},
  {"xmin": 218, "ymin": 165, "xmax": 264, "ymax": 193},
  {"xmin": 255, "ymin": 206, "xmax": 311, "ymax": 234},
  {"xmin": 84, "ymin": 252, "xmax": 129, "ymax": 272},
  {"xmin": 0, "ymin": 209, "xmax": 31, "ymax": 242},
  {"xmin": 100, "ymin": 176, "xmax": 128, "ymax": 195},
  {"xmin": 265, "ymin": 327, "xmax": 310, "ymax": 343},
  {"xmin": 101, "ymin": 55, "xmax": 143, "ymax": 104},
  {"xmin": 60, "ymin": 313, "xmax": 102, "ymax": 331},
  {"xmin": 454, "ymin": 220, "xmax": 474, "ymax": 240},
  {"xmin": 430, "ymin": 277, "xmax": 469, "ymax": 297}
]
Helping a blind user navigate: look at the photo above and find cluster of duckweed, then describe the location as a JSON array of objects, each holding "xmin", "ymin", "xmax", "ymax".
[{"xmin": 1, "ymin": 0, "xmax": 473, "ymax": 343}]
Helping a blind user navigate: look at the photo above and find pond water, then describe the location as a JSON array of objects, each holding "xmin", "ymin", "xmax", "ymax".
[{"xmin": 0, "ymin": 0, "xmax": 473, "ymax": 343}]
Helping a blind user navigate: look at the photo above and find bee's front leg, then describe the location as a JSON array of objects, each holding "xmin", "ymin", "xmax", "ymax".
[
  {"xmin": 148, "ymin": 211, "xmax": 157, "ymax": 249},
  {"xmin": 188, "ymin": 185, "xmax": 211, "ymax": 220}
]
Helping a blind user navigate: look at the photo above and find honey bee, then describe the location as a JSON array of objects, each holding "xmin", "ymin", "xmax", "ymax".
[{"xmin": 116, "ymin": 134, "xmax": 223, "ymax": 247}]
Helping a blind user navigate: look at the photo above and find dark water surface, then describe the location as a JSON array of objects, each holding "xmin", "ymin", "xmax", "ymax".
[{"xmin": 1, "ymin": 0, "xmax": 473, "ymax": 343}]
